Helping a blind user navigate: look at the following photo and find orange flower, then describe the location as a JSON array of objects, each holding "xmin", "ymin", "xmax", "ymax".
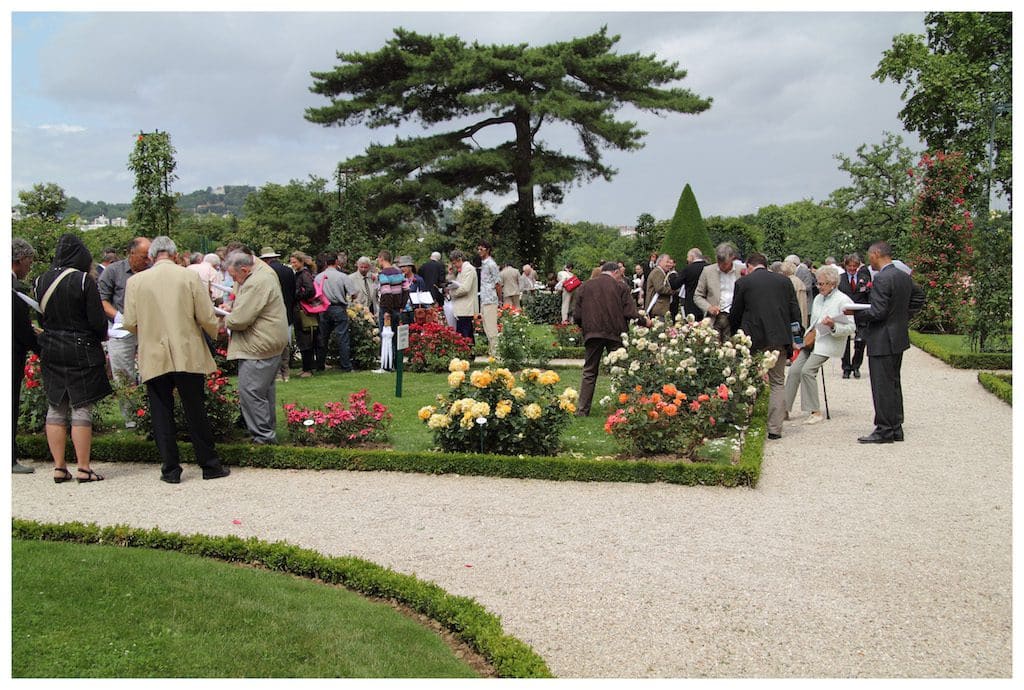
[
  {"xmin": 676, "ymin": 393, "xmax": 687, "ymax": 402},
  {"xmin": 664, "ymin": 404, "xmax": 678, "ymax": 416},
  {"xmin": 650, "ymin": 392, "xmax": 662, "ymax": 404},
  {"xmin": 662, "ymin": 383, "xmax": 678, "ymax": 397},
  {"xmin": 618, "ymin": 393, "xmax": 629, "ymax": 404},
  {"xmin": 634, "ymin": 385, "xmax": 643, "ymax": 393},
  {"xmin": 647, "ymin": 410, "xmax": 659, "ymax": 420},
  {"xmin": 689, "ymin": 400, "xmax": 701, "ymax": 412},
  {"xmin": 698, "ymin": 394, "xmax": 710, "ymax": 403}
]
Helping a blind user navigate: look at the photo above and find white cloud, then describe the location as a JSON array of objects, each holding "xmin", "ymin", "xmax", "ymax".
[{"xmin": 37, "ymin": 123, "xmax": 86, "ymax": 133}]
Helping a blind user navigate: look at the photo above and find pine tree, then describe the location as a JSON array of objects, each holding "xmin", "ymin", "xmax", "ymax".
[{"xmin": 660, "ymin": 184, "xmax": 713, "ymax": 262}]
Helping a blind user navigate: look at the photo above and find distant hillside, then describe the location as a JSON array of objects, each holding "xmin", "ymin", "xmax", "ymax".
[{"xmin": 65, "ymin": 185, "xmax": 257, "ymax": 219}]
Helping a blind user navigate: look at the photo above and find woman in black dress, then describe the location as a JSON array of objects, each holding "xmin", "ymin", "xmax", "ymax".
[
  {"xmin": 289, "ymin": 251, "xmax": 321, "ymax": 377},
  {"xmin": 34, "ymin": 234, "xmax": 112, "ymax": 483}
]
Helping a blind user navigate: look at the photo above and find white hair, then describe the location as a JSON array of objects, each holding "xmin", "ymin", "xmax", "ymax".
[{"xmin": 148, "ymin": 236, "xmax": 177, "ymax": 258}]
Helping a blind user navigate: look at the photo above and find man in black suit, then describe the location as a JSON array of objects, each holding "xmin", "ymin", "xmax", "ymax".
[
  {"xmin": 680, "ymin": 247, "xmax": 708, "ymax": 321},
  {"xmin": 12, "ymin": 238, "xmax": 40, "ymax": 474},
  {"xmin": 417, "ymin": 251, "xmax": 447, "ymax": 307},
  {"xmin": 730, "ymin": 252, "xmax": 801, "ymax": 440},
  {"xmin": 259, "ymin": 247, "xmax": 296, "ymax": 381},
  {"xmin": 837, "ymin": 252, "xmax": 871, "ymax": 378},
  {"xmin": 845, "ymin": 241, "xmax": 925, "ymax": 444}
]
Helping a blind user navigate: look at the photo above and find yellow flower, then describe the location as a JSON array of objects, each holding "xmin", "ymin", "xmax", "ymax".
[
  {"xmin": 521, "ymin": 368, "xmax": 539, "ymax": 382},
  {"xmin": 427, "ymin": 414, "xmax": 452, "ymax": 429},
  {"xmin": 417, "ymin": 405, "xmax": 435, "ymax": 421},
  {"xmin": 470, "ymin": 370, "xmax": 494, "ymax": 388},
  {"xmin": 495, "ymin": 400, "xmax": 512, "ymax": 418},
  {"xmin": 449, "ymin": 358, "xmax": 470, "ymax": 372},
  {"xmin": 460, "ymin": 413, "xmax": 476, "ymax": 429},
  {"xmin": 450, "ymin": 399, "xmax": 464, "ymax": 415},
  {"xmin": 559, "ymin": 400, "xmax": 576, "ymax": 414},
  {"xmin": 537, "ymin": 370, "xmax": 560, "ymax": 386},
  {"xmin": 523, "ymin": 403, "xmax": 542, "ymax": 420},
  {"xmin": 470, "ymin": 401, "xmax": 491, "ymax": 418},
  {"xmin": 448, "ymin": 371, "xmax": 465, "ymax": 388},
  {"xmin": 560, "ymin": 387, "xmax": 579, "ymax": 402},
  {"xmin": 510, "ymin": 386, "xmax": 526, "ymax": 400}
]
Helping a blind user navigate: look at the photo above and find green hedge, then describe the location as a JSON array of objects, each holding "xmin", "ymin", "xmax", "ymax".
[
  {"xmin": 522, "ymin": 291, "xmax": 562, "ymax": 325},
  {"xmin": 11, "ymin": 519, "xmax": 551, "ymax": 678},
  {"xmin": 549, "ymin": 346, "xmax": 585, "ymax": 360},
  {"xmin": 18, "ymin": 389, "xmax": 769, "ymax": 488},
  {"xmin": 977, "ymin": 372, "xmax": 1012, "ymax": 405},
  {"xmin": 910, "ymin": 331, "xmax": 1012, "ymax": 369}
]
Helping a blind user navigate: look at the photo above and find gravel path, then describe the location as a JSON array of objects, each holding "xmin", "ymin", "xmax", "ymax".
[{"xmin": 11, "ymin": 346, "xmax": 1012, "ymax": 677}]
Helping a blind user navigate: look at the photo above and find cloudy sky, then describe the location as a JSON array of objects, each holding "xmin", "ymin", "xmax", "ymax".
[{"xmin": 9, "ymin": 8, "xmax": 930, "ymax": 225}]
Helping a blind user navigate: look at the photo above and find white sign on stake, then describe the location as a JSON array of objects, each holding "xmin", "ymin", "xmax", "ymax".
[{"xmin": 396, "ymin": 324, "xmax": 409, "ymax": 350}]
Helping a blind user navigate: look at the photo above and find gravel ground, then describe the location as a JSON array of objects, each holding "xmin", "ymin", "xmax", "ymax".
[{"xmin": 10, "ymin": 347, "xmax": 1012, "ymax": 678}]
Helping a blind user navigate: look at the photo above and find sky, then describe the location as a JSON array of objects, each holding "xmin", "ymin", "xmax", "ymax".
[{"xmin": 8, "ymin": 7, "xmax": 934, "ymax": 226}]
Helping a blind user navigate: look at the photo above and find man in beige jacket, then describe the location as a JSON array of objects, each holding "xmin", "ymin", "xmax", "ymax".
[
  {"xmin": 222, "ymin": 250, "xmax": 289, "ymax": 445},
  {"xmin": 448, "ymin": 249, "xmax": 478, "ymax": 344},
  {"xmin": 122, "ymin": 236, "xmax": 230, "ymax": 484},
  {"xmin": 694, "ymin": 242, "xmax": 744, "ymax": 342}
]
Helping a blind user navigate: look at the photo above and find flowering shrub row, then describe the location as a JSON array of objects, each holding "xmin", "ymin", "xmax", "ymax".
[
  {"xmin": 550, "ymin": 322, "xmax": 582, "ymax": 348},
  {"xmin": 404, "ymin": 322, "xmax": 474, "ymax": 373},
  {"xmin": 116, "ymin": 369, "xmax": 240, "ymax": 441},
  {"xmin": 284, "ymin": 389, "xmax": 390, "ymax": 446},
  {"xmin": 420, "ymin": 358, "xmax": 576, "ymax": 456}
]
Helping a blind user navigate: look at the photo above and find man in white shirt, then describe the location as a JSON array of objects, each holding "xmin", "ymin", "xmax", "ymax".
[
  {"xmin": 477, "ymin": 241, "xmax": 501, "ymax": 356},
  {"xmin": 694, "ymin": 243, "xmax": 743, "ymax": 342}
]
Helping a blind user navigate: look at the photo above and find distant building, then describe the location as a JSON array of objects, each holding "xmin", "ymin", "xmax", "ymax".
[{"xmin": 617, "ymin": 225, "xmax": 637, "ymax": 237}]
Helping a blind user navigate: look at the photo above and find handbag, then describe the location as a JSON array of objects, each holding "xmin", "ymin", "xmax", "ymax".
[{"xmin": 562, "ymin": 274, "xmax": 581, "ymax": 293}]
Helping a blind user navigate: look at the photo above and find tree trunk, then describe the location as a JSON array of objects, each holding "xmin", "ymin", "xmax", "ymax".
[{"xmin": 512, "ymin": 107, "xmax": 541, "ymax": 267}]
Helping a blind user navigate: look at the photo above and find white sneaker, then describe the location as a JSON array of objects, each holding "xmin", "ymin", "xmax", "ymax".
[{"xmin": 803, "ymin": 413, "xmax": 824, "ymax": 425}]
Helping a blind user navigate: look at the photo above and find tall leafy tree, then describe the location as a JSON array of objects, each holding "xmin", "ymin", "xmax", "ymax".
[
  {"xmin": 874, "ymin": 12, "xmax": 1012, "ymax": 207},
  {"xmin": 305, "ymin": 26, "xmax": 711, "ymax": 265},
  {"xmin": 236, "ymin": 177, "xmax": 333, "ymax": 256},
  {"xmin": 825, "ymin": 132, "xmax": 919, "ymax": 257},
  {"xmin": 128, "ymin": 130, "xmax": 180, "ymax": 234},
  {"xmin": 660, "ymin": 183, "xmax": 713, "ymax": 262},
  {"xmin": 17, "ymin": 182, "xmax": 67, "ymax": 221}
]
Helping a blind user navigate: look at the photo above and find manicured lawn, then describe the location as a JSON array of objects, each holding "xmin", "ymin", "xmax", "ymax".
[{"xmin": 12, "ymin": 539, "xmax": 479, "ymax": 678}]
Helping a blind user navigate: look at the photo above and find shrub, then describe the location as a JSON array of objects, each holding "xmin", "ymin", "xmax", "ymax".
[
  {"xmin": 283, "ymin": 389, "xmax": 391, "ymax": 446},
  {"xmin": 977, "ymin": 372, "xmax": 1011, "ymax": 405},
  {"xmin": 346, "ymin": 303, "xmax": 382, "ymax": 371},
  {"xmin": 421, "ymin": 358, "xmax": 576, "ymax": 456},
  {"xmin": 496, "ymin": 305, "xmax": 550, "ymax": 371},
  {"xmin": 604, "ymin": 314, "xmax": 771, "ymax": 423},
  {"xmin": 521, "ymin": 290, "xmax": 561, "ymax": 325},
  {"xmin": 605, "ymin": 384, "xmax": 729, "ymax": 457},
  {"xmin": 404, "ymin": 322, "xmax": 473, "ymax": 373},
  {"xmin": 660, "ymin": 183, "xmax": 714, "ymax": 263},
  {"xmin": 114, "ymin": 369, "xmax": 240, "ymax": 441},
  {"xmin": 17, "ymin": 354, "xmax": 47, "ymax": 433},
  {"xmin": 550, "ymin": 322, "xmax": 582, "ymax": 348}
]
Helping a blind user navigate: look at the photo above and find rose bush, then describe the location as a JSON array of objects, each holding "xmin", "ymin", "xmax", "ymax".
[
  {"xmin": 116, "ymin": 369, "xmax": 240, "ymax": 441},
  {"xmin": 496, "ymin": 304, "xmax": 550, "ymax": 371},
  {"xmin": 421, "ymin": 358, "xmax": 576, "ymax": 456},
  {"xmin": 17, "ymin": 354, "xmax": 47, "ymax": 433},
  {"xmin": 404, "ymin": 322, "xmax": 474, "ymax": 373},
  {"xmin": 283, "ymin": 389, "xmax": 391, "ymax": 446}
]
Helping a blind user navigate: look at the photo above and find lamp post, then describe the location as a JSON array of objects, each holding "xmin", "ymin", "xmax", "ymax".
[{"xmin": 985, "ymin": 101, "xmax": 1011, "ymax": 215}]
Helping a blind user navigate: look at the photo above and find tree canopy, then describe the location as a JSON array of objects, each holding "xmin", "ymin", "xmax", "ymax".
[
  {"xmin": 17, "ymin": 182, "xmax": 67, "ymax": 222},
  {"xmin": 874, "ymin": 11, "xmax": 1011, "ymax": 208},
  {"xmin": 660, "ymin": 183, "xmax": 713, "ymax": 262},
  {"xmin": 305, "ymin": 26, "xmax": 711, "ymax": 265}
]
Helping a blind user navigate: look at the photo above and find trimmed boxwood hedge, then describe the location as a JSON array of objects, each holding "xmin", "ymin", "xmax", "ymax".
[
  {"xmin": 909, "ymin": 331, "xmax": 1011, "ymax": 369},
  {"xmin": 11, "ymin": 519, "xmax": 552, "ymax": 678},
  {"xmin": 977, "ymin": 372, "xmax": 1011, "ymax": 405},
  {"xmin": 17, "ymin": 388, "xmax": 769, "ymax": 488}
]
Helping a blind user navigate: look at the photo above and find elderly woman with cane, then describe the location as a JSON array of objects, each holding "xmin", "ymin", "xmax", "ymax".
[{"xmin": 784, "ymin": 265, "xmax": 855, "ymax": 425}]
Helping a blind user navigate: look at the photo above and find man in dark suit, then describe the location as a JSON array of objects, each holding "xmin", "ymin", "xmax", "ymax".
[
  {"xmin": 680, "ymin": 247, "xmax": 708, "ymax": 321},
  {"xmin": 260, "ymin": 247, "xmax": 296, "ymax": 381},
  {"xmin": 417, "ymin": 251, "xmax": 447, "ymax": 307},
  {"xmin": 845, "ymin": 241, "xmax": 925, "ymax": 444},
  {"xmin": 12, "ymin": 238, "xmax": 40, "ymax": 474},
  {"xmin": 837, "ymin": 252, "xmax": 872, "ymax": 378},
  {"xmin": 730, "ymin": 252, "xmax": 801, "ymax": 440}
]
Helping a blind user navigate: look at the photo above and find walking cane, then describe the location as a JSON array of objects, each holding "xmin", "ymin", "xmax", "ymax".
[{"xmin": 821, "ymin": 367, "xmax": 831, "ymax": 420}]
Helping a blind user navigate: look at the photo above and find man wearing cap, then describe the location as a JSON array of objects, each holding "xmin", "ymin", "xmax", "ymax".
[
  {"xmin": 317, "ymin": 254, "xmax": 355, "ymax": 371},
  {"xmin": 417, "ymin": 251, "xmax": 446, "ymax": 307},
  {"xmin": 260, "ymin": 247, "xmax": 296, "ymax": 381}
]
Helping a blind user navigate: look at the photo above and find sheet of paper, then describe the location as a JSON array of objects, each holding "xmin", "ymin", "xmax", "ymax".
[
  {"xmin": 844, "ymin": 303, "xmax": 871, "ymax": 311},
  {"xmin": 108, "ymin": 325, "xmax": 132, "ymax": 339},
  {"xmin": 213, "ymin": 305, "xmax": 230, "ymax": 317},
  {"xmin": 14, "ymin": 290, "xmax": 41, "ymax": 313}
]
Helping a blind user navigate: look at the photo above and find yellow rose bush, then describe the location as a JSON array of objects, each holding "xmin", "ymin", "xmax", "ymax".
[{"xmin": 423, "ymin": 359, "xmax": 577, "ymax": 455}]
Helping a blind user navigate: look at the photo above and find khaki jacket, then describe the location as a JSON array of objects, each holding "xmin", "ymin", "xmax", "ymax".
[
  {"xmin": 122, "ymin": 259, "xmax": 219, "ymax": 383},
  {"xmin": 224, "ymin": 259, "xmax": 289, "ymax": 360},
  {"xmin": 450, "ymin": 261, "xmax": 478, "ymax": 317},
  {"xmin": 694, "ymin": 263, "xmax": 743, "ymax": 315},
  {"xmin": 644, "ymin": 266, "xmax": 673, "ymax": 317}
]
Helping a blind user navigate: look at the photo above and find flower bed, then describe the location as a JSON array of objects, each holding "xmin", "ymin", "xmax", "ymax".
[
  {"xmin": 600, "ymin": 315, "xmax": 775, "ymax": 458},
  {"xmin": 420, "ymin": 358, "xmax": 576, "ymax": 456},
  {"xmin": 496, "ymin": 305, "xmax": 550, "ymax": 370},
  {"xmin": 283, "ymin": 389, "xmax": 391, "ymax": 446},
  {"xmin": 404, "ymin": 322, "xmax": 474, "ymax": 373},
  {"xmin": 115, "ymin": 369, "xmax": 240, "ymax": 442},
  {"xmin": 17, "ymin": 354, "xmax": 47, "ymax": 434}
]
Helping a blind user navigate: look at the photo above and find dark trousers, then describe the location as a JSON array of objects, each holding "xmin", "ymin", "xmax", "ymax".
[
  {"xmin": 13, "ymin": 351, "xmax": 25, "ymax": 465},
  {"xmin": 578, "ymin": 337, "xmax": 619, "ymax": 417},
  {"xmin": 841, "ymin": 335, "xmax": 866, "ymax": 373},
  {"xmin": 319, "ymin": 305, "xmax": 352, "ymax": 370},
  {"xmin": 455, "ymin": 315, "xmax": 475, "ymax": 343},
  {"xmin": 145, "ymin": 372, "xmax": 222, "ymax": 480},
  {"xmin": 867, "ymin": 352, "xmax": 904, "ymax": 440}
]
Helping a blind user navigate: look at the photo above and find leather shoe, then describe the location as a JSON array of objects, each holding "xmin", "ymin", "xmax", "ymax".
[
  {"xmin": 894, "ymin": 428, "xmax": 904, "ymax": 442},
  {"xmin": 858, "ymin": 433, "xmax": 893, "ymax": 444},
  {"xmin": 203, "ymin": 466, "xmax": 231, "ymax": 480},
  {"xmin": 160, "ymin": 473, "xmax": 181, "ymax": 484},
  {"xmin": 767, "ymin": 433, "xmax": 782, "ymax": 440},
  {"xmin": 842, "ymin": 371, "xmax": 851, "ymax": 379},
  {"xmin": 853, "ymin": 369, "xmax": 861, "ymax": 379}
]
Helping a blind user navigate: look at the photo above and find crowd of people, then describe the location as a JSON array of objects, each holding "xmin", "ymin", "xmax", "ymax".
[{"xmin": 12, "ymin": 232, "xmax": 923, "ymax": 482}]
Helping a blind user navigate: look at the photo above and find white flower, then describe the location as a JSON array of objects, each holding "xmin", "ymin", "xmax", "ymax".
[
  {"xmin": 722, "ymin": 367, "xmax": 731, "ymax": 377},
  {"xmin": 599, "ymin": 395, "xmax": 611, "ymax": 406},
  {"xmin": 610, "ymin": 366, "xmax": 624, "ymax": 375},
  {"xmin": 726, "ymin": 376, "xmax": 736, "ymax": 385},
  {"xmin": 629, "ymin": 360, "xmax": 641, "ymax": 373}
]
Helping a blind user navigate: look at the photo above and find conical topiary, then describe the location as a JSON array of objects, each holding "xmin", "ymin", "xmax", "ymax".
[{"xmin": 660, "ymin": 183, "xmax": 714, "ymax": 262}]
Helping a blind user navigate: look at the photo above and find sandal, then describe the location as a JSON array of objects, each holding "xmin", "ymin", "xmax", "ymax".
[
  {"xmin": 53, "ymin": 467, "xmax": 73, "ymax": 484},
  {"xmin": 76, "ymin": 468, "xmax": 105, "ymax": 483}
]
